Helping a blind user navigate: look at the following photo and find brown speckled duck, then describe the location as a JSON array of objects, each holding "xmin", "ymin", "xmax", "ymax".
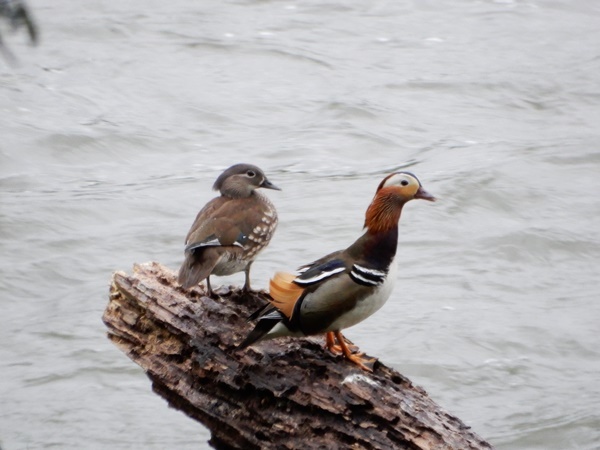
[{"xmin": 178, "ymin": 163, "xmax": 280, "ymax": 296}]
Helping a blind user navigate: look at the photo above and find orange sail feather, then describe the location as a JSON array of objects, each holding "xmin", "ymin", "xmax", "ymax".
[{"xmin": 269, "ymin": 272, "xmax": 303, "ymax": 320}]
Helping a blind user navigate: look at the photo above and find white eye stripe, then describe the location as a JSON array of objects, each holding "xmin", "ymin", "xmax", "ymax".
[{"xmin": 383, "ymin": 173, "xmax": 417, "ymax": 188}]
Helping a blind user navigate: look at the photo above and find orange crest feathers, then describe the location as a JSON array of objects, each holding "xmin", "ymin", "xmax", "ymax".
[{"xmin": 269, "ymin": 272, "xmax": 304, "ymax": 319}]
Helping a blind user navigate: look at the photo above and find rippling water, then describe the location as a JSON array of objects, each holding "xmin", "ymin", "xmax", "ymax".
[{"xmin": 1, "ymin": 0, "xmax": 599, "ymax": 449}]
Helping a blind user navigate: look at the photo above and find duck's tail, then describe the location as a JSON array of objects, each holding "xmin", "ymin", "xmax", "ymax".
[{"xmin": 238, "ymin": 272, "xmax": 304, "ymax": 349}]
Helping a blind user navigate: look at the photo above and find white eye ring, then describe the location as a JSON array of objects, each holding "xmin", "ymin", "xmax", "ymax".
[
  {"xmin": 246, "ymin": 170, "xmax": 256, "ymax": 177},
  {"xmin": 400, "ymin": 180, "xmax": 409, "ymax": 186}
]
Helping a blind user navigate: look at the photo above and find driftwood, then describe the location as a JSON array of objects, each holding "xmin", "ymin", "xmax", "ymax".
[{"xmin": 103, "ymin": 262, "xmax": 493, "ymax": 450}]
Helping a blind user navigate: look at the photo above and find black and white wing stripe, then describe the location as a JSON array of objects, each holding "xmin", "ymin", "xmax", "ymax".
[
  {"xmin": 294, "ymin": 259, "xmax": 346, "ymax": 286},
  {"xmin": 185, "ymin": 232, "xmax": 246, "ymax": 253},
  {"xmin": 349, "ymin": 264, "xmax": 387, "ymax": 286}
]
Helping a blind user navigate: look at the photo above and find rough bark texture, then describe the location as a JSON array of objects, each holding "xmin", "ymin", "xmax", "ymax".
[{"xmin": 103, "ymin": 262, "xmax": 493, "ymax": 450}]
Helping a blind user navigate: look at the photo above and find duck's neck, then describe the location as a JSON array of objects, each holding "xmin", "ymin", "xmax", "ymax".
[
  {"xmin": 347, "ymin": 225, "xmax": 398, "ymax": 272},
  {"xmin": 344, "ymin": 192, "xmax": 404, "ymax": 270},
  {"xmin": 222, "ymin": 188, "xmax": 254, "ymax": 199},
  {"xmin": 363, "ymin": 191, "xmax": 404, "ymax": 234}
]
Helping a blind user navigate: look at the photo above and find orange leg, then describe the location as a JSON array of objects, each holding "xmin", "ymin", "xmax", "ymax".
[
  {"xmin": 325, "ymin": 331, "xmax": 359, "ymax": 355},
  {"xmin": 325, "ymin": 332, "xmax": 340, "ymax": 354},
  {"xmin": 333, "ymin": 331, "xmax": 376, "ymax": 372}
]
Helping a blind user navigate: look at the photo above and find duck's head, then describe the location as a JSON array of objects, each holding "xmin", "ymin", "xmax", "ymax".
[
  {"xmin": 365, "ymin": 171, "xmax": 435, "ymax": 232},
  {"xmin": 213, "ymin": 163, "xmax": 281, "ymax": 198},
  {"xmin": 375, "ymin": 171, "xmax": 436, "ymax": 203}
]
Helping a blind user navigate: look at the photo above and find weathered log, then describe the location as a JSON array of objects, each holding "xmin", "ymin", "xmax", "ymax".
[{"xmin": 103, "ymin": 262, "xmax": 493, "ymax": 450}]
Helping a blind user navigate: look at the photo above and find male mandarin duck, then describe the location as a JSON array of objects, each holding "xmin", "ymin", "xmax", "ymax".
[
  {"xmin": 239, "ymin": 171, "xmax": 435, "ymax": 371},
  {"xmin": 178, "ymin": 163, "xmax": 280, "ymax": 296}
]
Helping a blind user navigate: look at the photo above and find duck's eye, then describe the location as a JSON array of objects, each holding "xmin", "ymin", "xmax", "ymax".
[
  {"xmin": 400, "ymin": 179, "xmax": 409, "ymax": 186},
  {"xmin": 246, "ymin": 170, "xmax": 256, "ymax": 178}
]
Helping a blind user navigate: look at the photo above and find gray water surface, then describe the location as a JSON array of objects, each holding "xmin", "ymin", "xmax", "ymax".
[{"xmin": 1, "ymin": 1, "xmax": 599, "ymax": 449}]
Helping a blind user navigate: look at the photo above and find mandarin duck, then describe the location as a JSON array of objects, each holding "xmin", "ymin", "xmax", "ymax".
[
  {"xmin": 239, "ymin": 171, "xmax": 435, "ymax": 371},
  {"xmin": 178, "ymin": 163, "xmax": 280, "ymax": 296}
]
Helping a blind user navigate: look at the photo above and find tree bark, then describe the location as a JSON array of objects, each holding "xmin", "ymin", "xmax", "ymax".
[{"xmin": 103, "ymin": 262, "xmax": 493, "ymax": 450}]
